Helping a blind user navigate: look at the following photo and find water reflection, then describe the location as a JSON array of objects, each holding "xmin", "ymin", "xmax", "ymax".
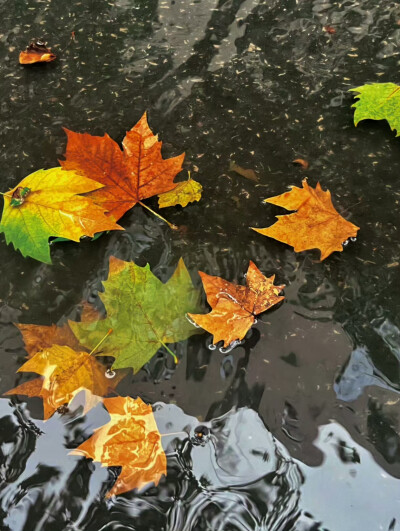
[
  {"xmin": 0, "ymin": 399, "xmax": 316, "ymax": 530},
  {"xmin": 3, "ymin": 398, "xmax": 400, "ymax": 530}
]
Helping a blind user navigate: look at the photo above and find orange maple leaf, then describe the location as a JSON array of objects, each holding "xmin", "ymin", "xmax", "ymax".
[
  {"xmin": 60, "ymin": 113, "xmax": 184, "ymax": 221},
  {"xmin": 5, "ymin": 345, "xmax": 124, "ymax": 419},
  {"xmin": 252, "ymin": 179, "xmax": 360, "ymax": 260},
  {"xmin": 188, "ymin": 261, "xmax": 284, "ymax": 348},
  {"xmin": 71, "ymin": 396, "xmax": 167, "ymax": 497}
]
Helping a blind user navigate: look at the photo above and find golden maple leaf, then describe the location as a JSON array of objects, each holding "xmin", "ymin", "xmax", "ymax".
[
  {"xmin": 252, "ymin": 179, "xmax": 360, "ymax": 260},
  {"xmin": 188, "ymin": 261, "xmax": 284, "ymax": 347},
  {"xmin": 5, "ymin": 345, "xmax": 124, "ymax": 419},
  {"xmin": 70, "ymin": 396, "xmax": 167, "ymax": 497}
]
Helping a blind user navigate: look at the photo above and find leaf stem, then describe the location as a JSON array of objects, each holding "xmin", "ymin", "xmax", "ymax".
[
  {"xmin": 160, "ymin": 340, "xmax": 178, "ymax": 364},
  {"xmin": 138, "ymin": 201, "xmax": 178, "ymax": 230},
  {"xmin": 161, "ymin": 431, "xmax": 187, "ymax": 437},
  {"xmin": 89, "ymin": 328, "xmax": 113, "ymax": 355}
]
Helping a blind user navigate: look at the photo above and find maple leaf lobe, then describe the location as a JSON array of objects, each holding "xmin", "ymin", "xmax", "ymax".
[{"xmin": 350, "ymin": 83, "xmax": 400, "ymax": 136}]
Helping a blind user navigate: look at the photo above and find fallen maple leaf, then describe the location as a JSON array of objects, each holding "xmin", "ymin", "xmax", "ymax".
[
  {"xmin": 70, "ymin": 396, "xmax": 167, "ymax": 497},
  {"xmin": 60, "ymin": 113, "xmax": 184, "ymax": 222},
  {"xmin": 5, "ymin": 345, "xmax": 124, "ymax": 419},
  {"xmin": 252, "ymin": 179, "xmax": 359, "ymax": 260},
  {"xmin": 0, "ymin": 168, "xmax": 123, "ymax": 263},
  {"xmin": 19, "ymin": 40, "xmax": 56, "ymax": 65},
  {"xmin": 158, "ymin": 175, "xmax": 202, "ymax": 208},
  {"xmin": 350, "ymin": 83, "xmax": 400, "ymax": 136},
  {"xmin": 188, "ymin": 261, "xmax": 284, "ymax": 348},
  {"xmin": 70, "ymin": 257, "xmax": 203, "ymax": 372}
]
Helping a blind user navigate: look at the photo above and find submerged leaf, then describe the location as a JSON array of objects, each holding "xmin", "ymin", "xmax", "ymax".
[
  {"xmin": 350, "ymin": 83, "xmax": 400, "ymax": 136},
  {"xmin": 252, "ymin": 179, "xmax": 359, "ymax": 260},
  {"xmin": 70, "ymin": 257, "xmax": 203, "ymax": 372},
  {"xmin": 60, "ymin": 113, "xmax": 184, "ymax": 221},
  {"xmin": 0, "ymin": 168, "xmax": 122, "ymax": 263},
  {"xmin": 229, "ymin": 161, "xmax": 259, "ymax": 182},
  {"xmin": 158, "ymin": 177, "xmax": 202, "ymax": 208},
  {"xmin": 71, "ymin": 396, "xmax": 167, "ymax": 497},
  {"xmin": 188, "ymin": 261, "xmax": 284, "ymax": 348}
]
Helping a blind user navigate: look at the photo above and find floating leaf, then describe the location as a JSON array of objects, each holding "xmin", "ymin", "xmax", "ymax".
[
  {"xmin": 252, "ymin": 179, "xmax": 359, "ymax": 260},
  {"xmin": 19, "ymin": 40, "xmax": 56, "ymax": 64},
  {"xmin": 188, "ymin": 261, "xmax": 284, "ymax": 347},
  {"xmin": 350, "ymin": 83, "xmax": 400, "ymax": 136},
  {"xmin": 60, "ymin": 113, "xmax": 184, "ymax": 221},
  {"xmin": 158, "ymin": 176, "xmax": 202, "ymax": 208},
  {"xmin": 70, "ymin": 257, "xmax": 203, "ymax": 372},
  {"xmin": 0, "ymin": 168, "xmax": 122, "ymax": 263},
  {"xmin": 71, "ymin": 396, "xmax": 167, "ymax": 497},
  {"xmin": 5, "ymin": 345, "xmax": 124, "ymax": 419}
]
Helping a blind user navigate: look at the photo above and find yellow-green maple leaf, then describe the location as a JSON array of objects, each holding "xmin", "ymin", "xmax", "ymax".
[
  {"xmin": 0, "ymin": 168, "xmax": 122, "ymax": 263},
  {"xmin": 70, "ymin": 257, "xmax": 203, "ymax": 372}
]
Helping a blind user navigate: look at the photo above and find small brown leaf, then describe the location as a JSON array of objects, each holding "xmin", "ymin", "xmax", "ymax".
[
  {"xmin": 292, "ymin": 158, "xmax": 309, "ymax": 170},
  {"xmin": 229, "ymin": 161, "xmax": 259, "ymax": 182},
  {"xmin": 19, "ymin": 40, "xmax": 56, "ymax": 65}
]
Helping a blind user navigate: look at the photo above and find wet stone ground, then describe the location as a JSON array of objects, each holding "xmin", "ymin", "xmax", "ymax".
[{"xmin": 1, "ymin": 0, "xmax": 400, "ymax": 530}]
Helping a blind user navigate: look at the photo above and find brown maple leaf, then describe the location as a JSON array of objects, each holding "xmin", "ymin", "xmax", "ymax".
[
  {"xmin": 60, "ymin": 113, "xmax": 184, "ymax": 221},
  {"xmin": 70, "ymin": 396, "xmax": 167, "ymax": 497},
  {"xmin": 16, "ymin": 302, "xmax": 101, "ymax": 358},
  {"xmin": 188, "ymin": 261, "xmax": 284, "ymax": 347},
  {"xmin": 16, "ymin": 323, "xmax": 81, "ymax": 358},
  {"xmin": 5, "ymin": 345, "xmax": 125, "ymax": 419},
  {"xmin": 252, "ymin": 179, "xmax": 360, "ymax": 260}
]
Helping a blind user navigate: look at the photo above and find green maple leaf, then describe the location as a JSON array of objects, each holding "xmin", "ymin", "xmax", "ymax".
[
  {"xmin": 0, "ymin": 168, "xmax": 122, "ymax": 263},
  {"xmin": 350, "ymin": 83, "xmax": 400, "ymax": 136},
  {"xmin": 70, "ymin": 257, "xmax": 203, "ymax": 372}
]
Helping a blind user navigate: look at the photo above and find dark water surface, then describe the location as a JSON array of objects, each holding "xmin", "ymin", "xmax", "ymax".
[{"xmin": 1, "ymin": 0, "xmax": 400, "ymax": 529}]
